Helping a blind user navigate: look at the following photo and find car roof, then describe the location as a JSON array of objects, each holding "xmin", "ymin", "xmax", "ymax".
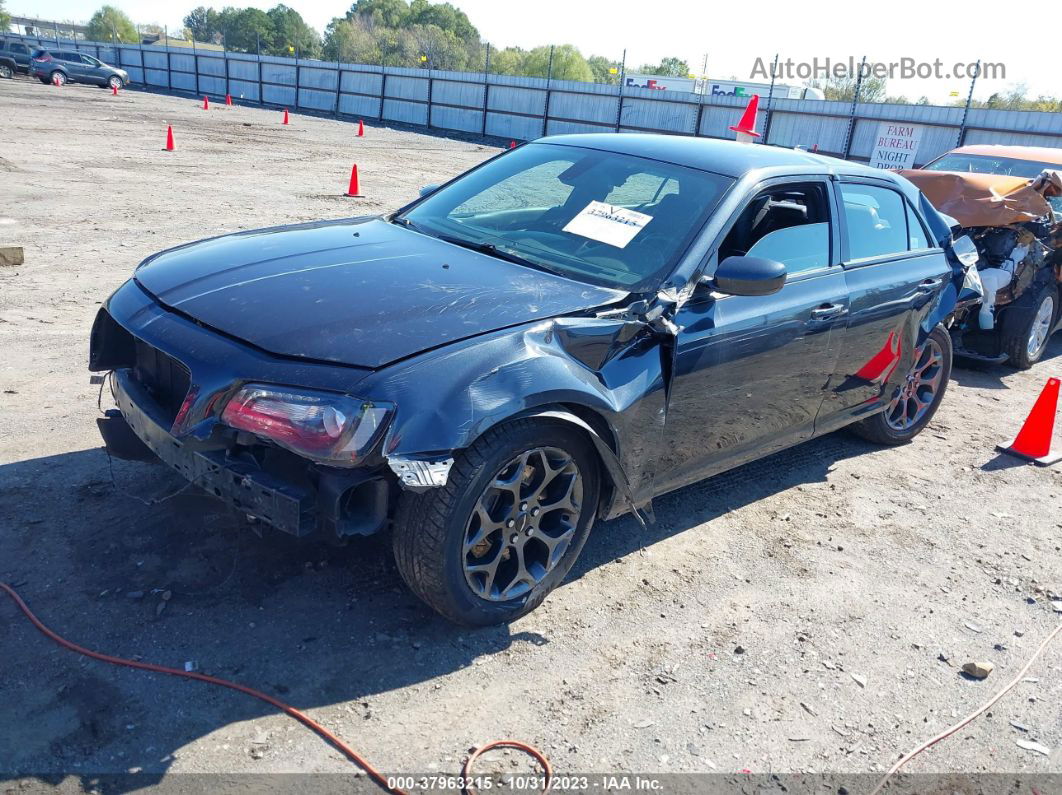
[
  {"xmin": 946, "ymin": 144, "xmax": 1062, "ymax": 165},
  {"xmin": 538, "ymin": 133, "xmax": 889, "ymax": 180}
]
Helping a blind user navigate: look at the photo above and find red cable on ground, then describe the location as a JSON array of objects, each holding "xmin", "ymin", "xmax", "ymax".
[
  {"xmin": 870, "ymin": 620, "xmax": 1062, "ymax": 795},
  {"xmin": 1, "ymin": 582, "xmax": 551, "ymax": 795}
]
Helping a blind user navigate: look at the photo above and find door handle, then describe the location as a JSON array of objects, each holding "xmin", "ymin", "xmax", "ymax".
[
  {"xmin": 809, "ymin": 303, "xmax": 847, "ymax": 321},
  {"xmin": 916, "ymin": 277, "xmax": 944, "ymax": 293}
]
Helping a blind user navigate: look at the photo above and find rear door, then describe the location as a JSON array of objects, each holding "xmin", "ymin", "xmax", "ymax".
[
  {"xmin": 817, "ymin": 180, "xmax": 951, "ymax": 428},
  {"xmin": 59, "ymin": 51, "xmax": 85, "ymax": 80},
  {"xmin": 8, "ymin": 42, "xmax": 30, "ymax": 69},
  {"xmin": 655, "ymin": 177, "xmax": 849, "ymax": 494}
]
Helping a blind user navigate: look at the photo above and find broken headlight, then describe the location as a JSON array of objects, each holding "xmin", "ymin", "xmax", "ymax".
[{"xmin": 221, "ymin": 384, "xmax": 393, "ymax": 466}]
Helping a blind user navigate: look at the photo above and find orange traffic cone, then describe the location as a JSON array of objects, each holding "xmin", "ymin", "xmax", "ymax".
[
  {"xmin": 282, "ymin": 108, "xmax": 289, "ymax": 125},
  {"xmin": 346, "ymin": 165, "xmax": 362, "ymax": 197},
  {"xmin": 997, "ymin": 377, "xmax": 1061, "ymax": 465},
  {"xmin": 164, "ymin": 125, "xmax": 175, "ymax": 151},
  {"xmin": 52, "ymin": 73, "xmax": 60, "ymax": 86},
  {"xmin": 509, "ymin": 140, "xmax": 517, "ymax": 149},
  {"xmin": 225, "ymin": 93, "xmax": 232, "ymax": 106},
  {"xmin": 729, "ymin": 94, "xmax": 761, "ymax": 143},
  {"xmin": 111, "ymin": 83, "xmax": 118, "ymax": 95},
  {"xmin": 202, "ymin": 95, "xmax": 209, "ymax": 110},
  {"xmin": 357, "ymin": 119, "xmax": 364, "ymax": 137}
]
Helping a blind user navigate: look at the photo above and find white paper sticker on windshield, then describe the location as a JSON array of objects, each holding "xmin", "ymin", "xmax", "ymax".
[{"xmin": 562, "ymin": 201, "xmax": 652, "ymax": 249}]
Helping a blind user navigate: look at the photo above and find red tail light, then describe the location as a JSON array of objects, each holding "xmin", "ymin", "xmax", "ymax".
[{"xmin": 33, "ymin": 53, "xmax": 52, "ymax": 62}]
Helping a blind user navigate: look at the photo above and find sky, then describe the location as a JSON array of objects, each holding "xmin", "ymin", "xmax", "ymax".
[{"xmin": 10, "ymin": 0, "xmax": 1055, "ymax": 104}]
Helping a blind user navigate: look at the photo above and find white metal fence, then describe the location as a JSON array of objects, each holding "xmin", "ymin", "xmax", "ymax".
[{"xmin": 12, "ymin": 34, "xmax": 1062, "ymax": 166}]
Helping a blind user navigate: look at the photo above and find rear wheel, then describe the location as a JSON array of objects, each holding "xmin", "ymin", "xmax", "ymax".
[
  {"xmin": 392, "ymin": 419, "xmax": 599, "ymax": 626},
  {"xmin": 49, "ymin": 70, "xmax": 66, "ymax": 86},
  {"xmin": 850, "ymin": 326, "xmax": 952, "ymax": 445},
  {"xmin": 1002, "ymin": 284, "xmax": 1056, "ymax": 370}
]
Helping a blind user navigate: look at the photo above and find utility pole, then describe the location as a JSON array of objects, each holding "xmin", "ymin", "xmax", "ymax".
[
  {"xmin": 841, "ymin": 55, "xmax": 866, "ymax": 159},
  {"xmin": 762, "ymin": 53, "xmax": 779, "ymax": 144},
  {"xmin": 956, "ymin": 60, "xmax": 981, "ymax": 148}
]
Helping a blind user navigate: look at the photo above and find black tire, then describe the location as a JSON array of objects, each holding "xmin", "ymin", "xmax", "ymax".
[
  {"xmin": 850, "ymin": 326, "xmax": 952, "ymax": 445},
  {"xmin": 0, "ymin": 63, "xmax": 13, "ymax": 80},
  {"xmin": 1001, "ymin": 283, "xmax": 1057, "ymax": 370},
  {"xmin": 392, "ymin": 419, "xmax": 600, "ymax": 626},
  {"xmin": 107, "ymin": 75, "xmax": 124, "ymax": 90},
  {"xmin": 49, "ymin": 70, "xmax": 66, "ymax": 86}
]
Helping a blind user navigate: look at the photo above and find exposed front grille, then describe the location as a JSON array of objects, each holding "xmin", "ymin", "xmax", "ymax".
[{"xmin": 132, "ymin": 340, "xmax": 191, "ymax": 425}]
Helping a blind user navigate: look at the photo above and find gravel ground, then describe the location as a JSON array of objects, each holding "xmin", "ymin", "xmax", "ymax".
[{"xmin": 1, "ymin": 77, "xmax": 1060, "ymax": 793}]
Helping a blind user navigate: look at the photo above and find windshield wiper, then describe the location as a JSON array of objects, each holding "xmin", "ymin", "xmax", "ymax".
[{"xmin": 432, "ymin": 233, "xmax": 564, "ymax": 276}]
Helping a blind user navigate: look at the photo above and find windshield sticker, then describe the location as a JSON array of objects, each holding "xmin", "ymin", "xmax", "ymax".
[{"xmin": 562, "ymin": 201, "xmax": 653, "ymax": 249}]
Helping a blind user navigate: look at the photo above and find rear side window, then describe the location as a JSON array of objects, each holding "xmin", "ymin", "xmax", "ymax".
[
  {"xmin": 841, "ymin": 185, "xmax": 909, "ymax": 260},
  {"xmin": 10, "ymin": 43, "xmax": 28, "ymax": 54}
]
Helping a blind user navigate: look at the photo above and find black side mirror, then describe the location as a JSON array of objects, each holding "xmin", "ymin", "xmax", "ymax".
[
  {"xmin": 419, "ymin": 183, "xmax": 441, "ymax": 197},
  {"xmin": 712, "ymin": 255, "xmax": 787, "ymax": 297}
]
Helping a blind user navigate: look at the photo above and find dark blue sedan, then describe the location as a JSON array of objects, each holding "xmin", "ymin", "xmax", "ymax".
[{"xmin": 90, "ymin": 135, "xmax": 967, "ymax": 625}]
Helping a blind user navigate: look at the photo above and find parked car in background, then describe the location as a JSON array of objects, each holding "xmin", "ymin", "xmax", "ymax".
[
  {"xmin": 90, "ymin": 136, "xmax": 970, "ymax": 625},
  {"xmin": 0, "ymin": 38, "xmax": 34, "ymax": 79},
  {"xmin": 903, "ymin": 144, "xmax": 1062, "ymax": 368},
  {"xmin": 29, "ymin": 48, "xmax": 129, "ymax": 89}
]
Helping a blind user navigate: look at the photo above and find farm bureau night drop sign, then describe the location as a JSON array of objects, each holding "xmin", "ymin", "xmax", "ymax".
[
  {"xmin": 563, "ymin": 201, "xmax": 653, "ymax": 248},
  {"xmin": 870, "ymin": 123, "xmax": 922, "ymax": 170}
]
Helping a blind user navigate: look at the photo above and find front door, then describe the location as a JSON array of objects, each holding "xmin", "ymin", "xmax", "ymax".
[{"xmin": 654, "ymin": 178, "xmax": 849, "ymax": 495}]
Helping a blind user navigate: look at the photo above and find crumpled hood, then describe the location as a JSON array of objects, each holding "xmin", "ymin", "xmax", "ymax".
[{"xmin": 134, "ymin": 218, "xmax": 626, "ymax": 368}]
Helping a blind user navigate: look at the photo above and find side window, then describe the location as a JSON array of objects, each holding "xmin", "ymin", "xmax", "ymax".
[
  {"xmin": 12, "ymin": 44, "xmax": 29, "ymax": 55},
  {"xmin": 841, "ymin": 185, "xmax": 910, "ymax": 260},
  {"xmin": 719, "ymin": 182, "xmax": 832, "ymax": 275},
  {"xmin": 906, "ymin": 203, "xmax": 931, "ymax": 250}
]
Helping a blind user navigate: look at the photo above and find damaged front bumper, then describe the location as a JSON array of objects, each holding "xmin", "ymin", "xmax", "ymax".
[{"xmin": 110, "ymin": 370, "xmax": 316, "ymax": 534}]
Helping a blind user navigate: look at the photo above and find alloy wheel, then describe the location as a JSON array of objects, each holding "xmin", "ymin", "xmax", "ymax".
[
  {"xmin": 463, "ymin": 447, "xmax": 583, "ymax": 602},
  {"xmin": 109, "ymin": 75, "xmax": 123, "ymax": 89},
  {"xmin": 1027, "ymin": 294, "xmax": 1054, "ymax": 358},
  {"xmin": 884, "ymin": 336, "xmax": 945, "ymax": 431}
]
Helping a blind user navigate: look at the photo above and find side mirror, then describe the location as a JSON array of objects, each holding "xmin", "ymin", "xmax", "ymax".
[
  {"xmin": 949, "ymin": 234, "xmax": 980, "ymax": 267},
  {"xmin": 712, "ymin": 255, "xmax": 787, "ymax": 297},
  {"xmin": 419, "ymin": 183, "xmax": 441, "ymax": 197}
]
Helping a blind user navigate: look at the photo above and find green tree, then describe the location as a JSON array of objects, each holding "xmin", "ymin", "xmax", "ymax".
[
  {"xmin": 807, "ymin": 74, "xmax": 888, "ymax": 103},
  {"xmin": 0, "ymin": 0, "xmax": 11, "ymax": 34},
  {"xmin": 87, "ymin": 5, "xmax": 138, "ymax": 43},
  {"xmin": 637, "ymin": 56, "xmax": 689, "ymax": 77},
  {"xmin": 183, "ymin": 6, "xmax": 220, "ymax": 41},
  {"xmin": 267, "ymin": 4, "xmax": 320, "ymax": 57},
  {"xmin": 216, "ymin": 7, "xmax": 274, "ymax": 52},
  {"xmin": 587, "ymin": 54, "xmax": 620, "ymax": 84},
  {"xmin": 519, "ymin": 44, "xmax": 592, "ymax": 82}
]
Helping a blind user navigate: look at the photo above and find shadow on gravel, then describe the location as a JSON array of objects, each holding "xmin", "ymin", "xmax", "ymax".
[
  {"xmin": 950, "ymin": 335, "xmax": 1062, "ymax": 388},
  {"xmin": 0, "ymin": 428, "xmax": 893, "ymax": 790}
]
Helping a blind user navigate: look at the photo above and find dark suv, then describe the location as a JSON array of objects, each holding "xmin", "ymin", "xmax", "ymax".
[
  {"xmin": 29, "ymin": 48, "xmax": 129, "ymax": 88},
  {"xmin": 0, "ymin": 39, "xmax": 34, "ymax": 79}
]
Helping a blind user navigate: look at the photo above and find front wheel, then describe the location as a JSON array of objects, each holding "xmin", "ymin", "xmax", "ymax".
[
  {"xmin": 0, "ymin": 63, "xmax": 12, "ymax": 80},
  {"xmin": 392, "ymin": 419, "xmax": 600, "ymax": 626},
  {"xmin": 850, "ymin": 326, "xmax": 952, "ymax": 445},
  {"xmin": 108, "ymin": 75, "xmax": 124, "ymax": 90},
  {"xmin": 1002, "ymin": 284, "xmax": 1056, "ymax": 370}
]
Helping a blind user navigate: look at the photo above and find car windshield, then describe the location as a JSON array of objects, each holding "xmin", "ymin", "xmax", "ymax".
[
  {"xmin": 397, "ymin": 142, "xmax": 733, "ymax": 291},
  {"xmin": 923, "ymin": 153, "xmax": 1058, "ymax": 179}
]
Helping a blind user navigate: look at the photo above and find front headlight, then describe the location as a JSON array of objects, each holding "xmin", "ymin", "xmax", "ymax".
[{"xmin": 221, "ymin": 384, "xmax": 393, "ymax": 466}]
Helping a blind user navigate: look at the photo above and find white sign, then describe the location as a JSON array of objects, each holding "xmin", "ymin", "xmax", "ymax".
[
  {"xmin": 563, "ymin": 201, "xmax": 653, "ymax": 249},
  {"xmin": 870, "ymin": 123, "xmax": 922, "ymax": 171}
]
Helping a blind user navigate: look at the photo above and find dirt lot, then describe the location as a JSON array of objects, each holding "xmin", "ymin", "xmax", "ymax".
[{"xmin": 1, "ymin": 76, "xmax": 1061, "ymax": 791}]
